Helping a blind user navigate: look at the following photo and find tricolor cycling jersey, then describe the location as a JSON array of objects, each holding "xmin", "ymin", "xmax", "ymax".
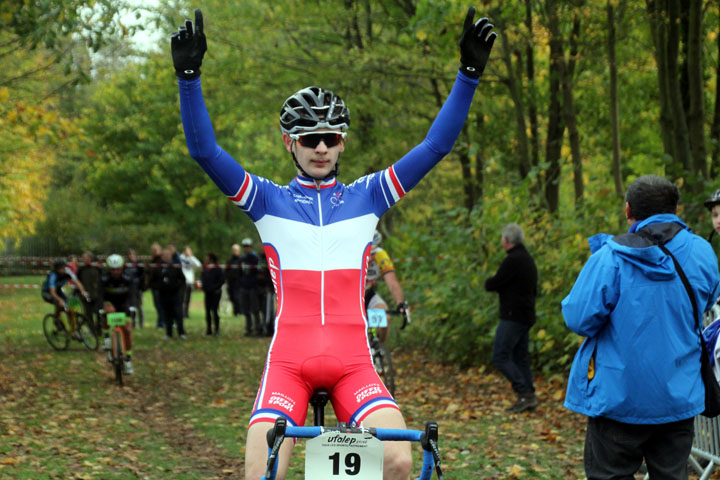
[{"xmin": 179, "ymin": 71, "xmax": 479, "ymax": 427}]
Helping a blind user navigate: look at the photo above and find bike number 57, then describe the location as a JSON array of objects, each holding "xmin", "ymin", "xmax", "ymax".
[{"xmin": 305, "ymin": 432, "xmax": 384, "ymax": 480}]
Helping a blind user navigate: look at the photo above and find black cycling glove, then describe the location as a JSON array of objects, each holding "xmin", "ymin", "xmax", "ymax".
[
  {"xmin": 171, "ymin": 9, "xmax": 207, "ymax": 80},
  {"xmin": 458, "ymin": 7, "xmax": 497, "ymax": 78}
]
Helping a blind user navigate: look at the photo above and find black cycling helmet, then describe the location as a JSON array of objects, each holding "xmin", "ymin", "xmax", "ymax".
[
  {"xmin": 705, "ymin": 189, "xmax": 720, "ymax": 211},
  {"xmin": 53, "ymin": 258, "xmax": 67, "ymax": 270},
  {"xmin": 279, "ymin": 86, "xmax": 350, "ymax": 134}
]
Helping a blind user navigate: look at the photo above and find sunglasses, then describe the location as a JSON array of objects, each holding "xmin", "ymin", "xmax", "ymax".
[{"xmin": 291, "ymin": 131, "xmax": 346, "ymax": 149}]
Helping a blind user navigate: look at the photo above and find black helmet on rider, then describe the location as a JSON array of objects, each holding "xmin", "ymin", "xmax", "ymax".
[
  {"xmin": 705, "ymin": 189, "xmax": 720, "ymax": 211},
  {"xmin": 279, "ymin": 86, "xmax": 350, "ymax": 135},
  {"xmin": 53, "ymin": 259, "xmax": 67, "ymax": 270},
  {"xmin": 280, "ymin": 87, "xmax": 350, "ymax": 181}
]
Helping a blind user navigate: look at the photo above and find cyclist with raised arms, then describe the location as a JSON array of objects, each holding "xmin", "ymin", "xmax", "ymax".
[
  {"xmin": 172, "ymin": 8, "xmax": 495, "ymax": 480},
  {"xmin": 99, "ymin": 254, "xmax": 135, "ymax": 375}
]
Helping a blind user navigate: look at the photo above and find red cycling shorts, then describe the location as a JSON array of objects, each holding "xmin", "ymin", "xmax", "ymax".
[{"xmin": 249, "ymin": 316, "xmax": 399, "ymax": 427}]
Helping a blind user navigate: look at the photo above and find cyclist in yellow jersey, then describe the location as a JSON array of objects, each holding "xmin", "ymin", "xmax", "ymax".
[{"xmin": 365, "ymin": 230, "xmax": 408, "ymax": 343}]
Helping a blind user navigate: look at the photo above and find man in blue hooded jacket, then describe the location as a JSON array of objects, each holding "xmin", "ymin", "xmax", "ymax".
[{"xmin": 562, "ymin": 174, "xmax": 720, "ymax": 479}]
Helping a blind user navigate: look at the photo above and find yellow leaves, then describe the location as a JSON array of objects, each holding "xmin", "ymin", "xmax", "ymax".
[
  {"xmin": 507, "ymin": 464, "xmax": 525, "ymax": 477},
  {"xmin": 416, "ymin": 29, "xmax": 428, "ymax": 42},
  {"xmin": 0, "ymin": 457, "xmax": 21, "ymax": 465}
]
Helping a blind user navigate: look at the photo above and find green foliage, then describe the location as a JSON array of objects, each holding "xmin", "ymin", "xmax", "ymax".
[
  {"xmin": 390, "ymin": 177, "xmax": 622, "ymax": 373},
  {"xmin": 5, "ymin": 0, "xmax": 720, "ymax": 374}
]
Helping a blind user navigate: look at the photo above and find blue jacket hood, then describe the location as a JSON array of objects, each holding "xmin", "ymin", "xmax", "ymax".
[{"xmin": 588, "ymin": 214, "xmax": 687, "ymax": 281}]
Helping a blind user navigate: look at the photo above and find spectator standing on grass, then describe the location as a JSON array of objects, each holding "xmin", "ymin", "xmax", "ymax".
[
  {"xmin": 126, "ymin": 248, "xmax": 145, "ymax": 328},
  {"xmin": 201, "ymin": 252, "xmax": 225, "ymax": 336},
  {"xmin": 484, "ymin": 223, "xmax": 539, "ymax": 413},
  {"xmin": 256, "ymin": 252, "xmax": 274, "ymax": 336},
  {"xmin": 563, "ymin": 175, "xmax": 720, "ymax": 479},
  {"xmin": 225, "ymin": 243, "xmax": 242, "ymax": 317},
  {"xmin": 157, "ymin": 248, "xmax": 186, "ymax": 339},
  {"xmin": 180, "ymin": 246, "xmax": 202, "ymax": 318},
  {"xmin": 147, "ymin": 243, "xmax": 166, "ymax": 329},
  {"xmin": 239, "ymin": 238, "xmax": 261, "ymax": 336},
  {"xmin": 77, "ymin": 251, "xmax": 101, "ymax": 331}
]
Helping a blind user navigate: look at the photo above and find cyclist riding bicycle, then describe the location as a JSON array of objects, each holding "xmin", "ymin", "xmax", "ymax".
[
  {"xmin": 365, "ymin": 230, "xmax": 409, "ymax": 343},
  {"xmin": 41, "ymin": 259, "xmax": 90, "ymax": 338},
  {"xmin": 99, "ymin": 254, "xmax": 135, "ymax": 375},
  {"xmin": 172, "ymin": 7, "xmax": 495, "ymax": 480}
]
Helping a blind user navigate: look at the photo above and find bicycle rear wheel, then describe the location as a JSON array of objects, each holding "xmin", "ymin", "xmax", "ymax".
[
  {"xmin": 76, "ymin": 313, "xmax": 99, "ymax": 351},
  {"xmin": 372, "ymin": 340, "xmax": 395, "ymax": 396},
  {"xmin": 111, "ymin": 329, "xmax": 124, "ymax": 386},
  {"xmin": 43, "ymin": 313, "xmax": 69, "ymax": 351}
]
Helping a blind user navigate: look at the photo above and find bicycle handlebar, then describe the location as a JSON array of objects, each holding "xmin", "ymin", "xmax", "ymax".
[
  {"xmin": 385, "ymin": 304, "xmax": 411, "ymax": 330},
  {"xmin": 262, "ymin": 418, "xmax": 442, "ymax": 480}
]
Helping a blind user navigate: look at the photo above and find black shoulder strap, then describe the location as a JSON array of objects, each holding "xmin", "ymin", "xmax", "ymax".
[{"xmin": 656, "ymin": 243, "xmax": 703, "ymax": 346}]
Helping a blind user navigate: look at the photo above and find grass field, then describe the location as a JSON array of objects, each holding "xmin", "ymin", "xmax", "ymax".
[{"xmin": 1, "ymin": 276, "xmax": 594, "ymax": 479}]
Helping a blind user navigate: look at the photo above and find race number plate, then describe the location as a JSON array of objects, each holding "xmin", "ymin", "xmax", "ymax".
[
  {"xmin": 106, "ymin": 312, "xmax": 127, "ymax": 327},
  {"xmin": 305, "ymin": 431, "xmax": 384, "ymax": 480},
  {"xmin": 366, "ymin": 309, "xmax": 388, "ymax": 328}
]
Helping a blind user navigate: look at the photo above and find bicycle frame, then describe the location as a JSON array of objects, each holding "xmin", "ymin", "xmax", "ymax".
[
  {"xmin": 262, "ymin": 418, "xmax": 443, "ymax": 480},
  {"xmin": 106, "ymin": 312, "xmax": 128, "ymax": 385}
]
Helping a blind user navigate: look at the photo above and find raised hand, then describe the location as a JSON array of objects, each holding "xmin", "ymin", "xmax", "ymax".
[
  {"xmin": 458, "ymin": 7, "xmax": 496, "ymax": 78},
  {"xmin": 171, "ymin": 9, "xmax": 207, "ymax": 80}
]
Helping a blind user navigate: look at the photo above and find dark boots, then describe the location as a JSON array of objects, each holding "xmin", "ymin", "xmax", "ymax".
[{"xmin": 506, "ymin": 392, "xmax": 539, "ymax": 413}]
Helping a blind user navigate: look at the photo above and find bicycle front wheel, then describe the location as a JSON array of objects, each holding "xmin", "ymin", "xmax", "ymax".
[
  {"xmin": 76, "ymin": 313, "xmax": 99, "ymax": 351},
  {"xmin": 372, "ymin": 341, "xmax": 395, "ymax": 396},
  {"xmin": 43, "ymin": 313, "xmax": 69, "ymax": 351},
  {"xmin": 111, "ymin": 329, "xmax": 124, "ymax": 386}
]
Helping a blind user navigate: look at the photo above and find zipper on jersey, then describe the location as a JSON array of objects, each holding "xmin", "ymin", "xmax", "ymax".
[{"xmin": 316, "ymin": 187, "xmax": 325, "ymax": 326}]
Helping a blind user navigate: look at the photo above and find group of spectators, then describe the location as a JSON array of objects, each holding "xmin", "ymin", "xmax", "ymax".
[{"xmin": 66, "ymin": 239, "xmax": 274, "ymax": 339}]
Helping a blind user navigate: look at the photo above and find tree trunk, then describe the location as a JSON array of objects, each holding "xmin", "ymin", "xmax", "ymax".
[
  {"xmin": 525, "ymin": 0, "xmax": 541, "ymax": 198},
  {"xmin": 664, "ymin": 0, "xmax": 693, "ymax": 172},
  {"xmin": 607, "ymin": 0, "xmax": 624, "ymax": 199},
  {"xmin": 474, "ymin": 114, "xmax": 485, "ymax": 211},
  {"xmin": 712, "ymin": 5, "xmax": 720, "ymax": 179},
  {"xmin": 686, "ymin": 0, "xmax": 707, "ymax": 178},
  {"xmin": 544, "ymin": 4, "xmax": 565, "ymax": 213},
  {"xmin": 562, "ymin": 16, "xmax": 583, "ymax": 209},
  {"xmin": 646, "ymin": 0, "xmax": 679, "ymax": 170},
  {"xmin": 455, "ymin": 123, "xmax": 476, "ymax": 210},
  {"xmin": 498, "ymin": 35, "xmax": 531, "ymax": 180}
]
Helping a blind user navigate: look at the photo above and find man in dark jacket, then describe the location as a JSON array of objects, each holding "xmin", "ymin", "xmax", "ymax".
[
  {"xmin": 485, "ymin": 223, "xmax": 538, "ymax": 413},
  {"xmin": 155, "ymin": 248, "xmax": 186, "ymax": 339},
  {"xmin": 239, "ymin": 237, "xmax": 262, "ymax": 336},
  {"xmin": 201, "ymin": 252, "xmax": 225, "ymax": 336},
  {"xmin": 77, "ymin": 251, "xmax": 101, "ymax": 333},
  {"xmin": 225, "ymin": 243, "xmax": 242, "ymax": 317},
  {"xmin": 147, "ymin": 243, "xmax": 166, "ymax": 329}
]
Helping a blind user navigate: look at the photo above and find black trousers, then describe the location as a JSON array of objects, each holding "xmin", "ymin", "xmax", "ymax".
[
  {"xmin": 584, "ymin": 416, "xmax": 694, "ymax": 480},
  {"xmin": 491, "ymin": 319, "xmax": 534, "ymax": 394},
  {"xmin": 204, "ymin": 289, "xmax": 221, "ymax": 333},
  {"xmin": 240, "ymin": 287, "xmax": 261, "ymax": 333},
  {"xmin": 160, "ymin": 290, "xmax": 185, "ymax": 337}
]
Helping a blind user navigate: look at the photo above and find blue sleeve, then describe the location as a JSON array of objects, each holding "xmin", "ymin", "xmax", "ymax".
[
  {"xmin": 561, "ymin": 247, "xmax": 620, "ymax": 338},
  {"xmin": 389, "ymin": 72, "xmax": 479, "ymax": 197}
]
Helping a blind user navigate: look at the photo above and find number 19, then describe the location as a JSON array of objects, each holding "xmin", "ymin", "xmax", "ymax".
[{"xmin": 329, "ymin": 452, "xmax": 361, "ymax": 475}]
